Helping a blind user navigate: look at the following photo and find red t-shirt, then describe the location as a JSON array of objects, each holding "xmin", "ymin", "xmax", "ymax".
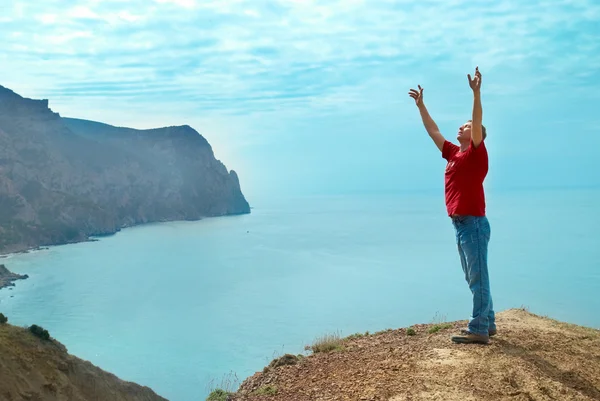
[{"xmin": 442, "ymin": 140, "xmax": 488, "ymax": 216}]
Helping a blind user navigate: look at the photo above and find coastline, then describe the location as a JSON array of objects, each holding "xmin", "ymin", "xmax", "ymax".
[
  {"xmin": 0, "ymin": 264, "xmax": 29, "ymax": 290},
  {"xmin": 0, "ymin": 211, "xmax": 252, "ymax": 290},
  {"xmin": 0, "ymin": 234, "xmax": 105, "ymax": 259},
  {"xmin": 0, "ymin": 210, "xmax": 251, "ymax": 258}
]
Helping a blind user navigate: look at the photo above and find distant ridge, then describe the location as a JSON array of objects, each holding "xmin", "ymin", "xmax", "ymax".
[{"xmin": 0, "ymin": 84, "xmax": 250, "ymax": 254}]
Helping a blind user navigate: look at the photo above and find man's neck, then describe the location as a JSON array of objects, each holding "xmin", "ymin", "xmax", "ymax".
[{"xmin": 459, "ymin": 140, "xmax": 470, "ymax": 152}]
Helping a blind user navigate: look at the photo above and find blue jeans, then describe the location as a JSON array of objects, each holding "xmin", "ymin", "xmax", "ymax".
[{"xmin": 452, "ymin": 215, "xmax": 496, "ymax": 336}]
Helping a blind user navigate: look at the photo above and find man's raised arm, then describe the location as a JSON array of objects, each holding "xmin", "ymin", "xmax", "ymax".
[
  {"xmin": 409, "ymin": 85, "xmax": 445, "ymax": 152},
  {"xmin": 468, "ymin": 67, "xmax": 483, "ymax": 147}
]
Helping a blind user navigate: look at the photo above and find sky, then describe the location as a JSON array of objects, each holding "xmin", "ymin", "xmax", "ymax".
[{"xmin": 1, "ymin": 0, "xmax": 599, "ymax": 200}]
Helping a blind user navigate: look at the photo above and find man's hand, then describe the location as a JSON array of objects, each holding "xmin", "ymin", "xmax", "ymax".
[
  {"xmin": 469, "ymin": 67, "xmax": 484, "ymax": 147},
  {"xmin": 468, "ymin": 67, "xmax": 482, "ymax": 93},
  {"xmin": 408, "ymin": 85, "xmax": 424, "ymax": 107}
]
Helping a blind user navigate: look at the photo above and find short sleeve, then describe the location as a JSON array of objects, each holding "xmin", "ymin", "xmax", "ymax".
[
  {"xmin": 467, "ymin": 139, "xmax": 487, "ymax": 159},
  {"xmin": 442, "ymin": 140, "xmax": 459, "ymax": 161}
]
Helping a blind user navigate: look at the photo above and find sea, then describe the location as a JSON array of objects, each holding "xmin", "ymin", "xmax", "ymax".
[{"xmin": 1, "ymin": 188, "xmax": 599, "ymax": 401}]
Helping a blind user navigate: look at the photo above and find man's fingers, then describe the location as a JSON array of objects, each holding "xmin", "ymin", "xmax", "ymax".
[
  {"xmin": 467, "ymin": 74, "xmax": 472, "ymax": 84},
  {"xmin": 409, "ymin": 86, "xmax": 423, "ymax": 103}
]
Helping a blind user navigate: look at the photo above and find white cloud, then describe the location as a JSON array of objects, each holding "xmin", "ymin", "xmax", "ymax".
[
  {"xmin": 154, "ymin": 0, "xmax": 196, "ymax": 9},
  {"xmin": 44, "ymin": 31, "xmax": 95, "ymax": 45},
  {"xmin": 118, "ymin": 10, "xmax": 144, "ymax": 22},
  {"xmin": 67, "ymin": 5, "xmax": 100, "ymax": 19},
  {"xmin": 13, "ymin": 2, "xmax": 25, "ymax": 18},
  {"xmin": 36, "ymin": 13, "xmax": 58, "ymax": 24},
  {"xmin": 243, "ymin": 9, "xmax": 260, "ymax": 18}
]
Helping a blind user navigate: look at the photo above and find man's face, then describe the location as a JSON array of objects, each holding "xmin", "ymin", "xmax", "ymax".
[{"xmin": 457, "ymin": 121, "xmax": 472, "ymax": 142}]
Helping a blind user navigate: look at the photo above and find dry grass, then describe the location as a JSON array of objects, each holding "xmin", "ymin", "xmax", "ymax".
[
  {"xmin": 206, "ymin": 370, "xmax": 240, "ymax": 397},
  {"xmin": 306, "ymin": 331, "xmax": 344, "ymax": 353}
]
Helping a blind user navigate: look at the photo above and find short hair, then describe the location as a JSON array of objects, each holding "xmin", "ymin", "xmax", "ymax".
[{"xmin": 467, "ymin": 120, "xmax": 487, "ymax": 140}]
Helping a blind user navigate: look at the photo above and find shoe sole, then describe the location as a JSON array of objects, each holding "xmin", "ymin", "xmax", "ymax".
[
  {"xmin": 462, "ymin": 329, "xmax": 497, "ymax": 337},
  {"xmin": 451, "ymin": 336, "xmax": 489, "ymax": 344}
]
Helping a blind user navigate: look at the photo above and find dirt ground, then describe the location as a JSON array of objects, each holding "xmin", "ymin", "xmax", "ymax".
[{"xmin": 232, "ymin": 309, "xmax": 600, "ymax": 401}]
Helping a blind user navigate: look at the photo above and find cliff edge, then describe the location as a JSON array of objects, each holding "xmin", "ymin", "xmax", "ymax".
[
  {"xmin": 232, "ymin": 309, "xmax": 600, "ymax": 401},
  {"xmin": 0, "ymin": 322, "xmax": 168, "ymax": 401}
]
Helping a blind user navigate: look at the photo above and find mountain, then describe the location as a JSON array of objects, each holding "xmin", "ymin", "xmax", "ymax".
[
  {"xmin": 0, "ymin": 85, "xmax": 250, "ymax": 254},
  {"xmin": 0, "ymin": 321, "xmax": 169, "ymax": 401}
]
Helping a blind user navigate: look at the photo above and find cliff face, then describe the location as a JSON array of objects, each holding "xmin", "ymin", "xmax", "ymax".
[
  {"xmin": 0, "ymin": 85, "xmax": 250, "ymax": 253},
  {"xmin": 0, "ymin": 323, "xmax": 168, "ymax": 401},
  {"xmin": 0, "ymin": 264, "xmax": 28, "ymax": 289}
]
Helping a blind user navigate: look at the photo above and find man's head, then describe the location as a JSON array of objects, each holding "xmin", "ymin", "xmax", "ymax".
[{"xmin": 457, "ymin": 120, "xmax": 487, "ymax": 144}]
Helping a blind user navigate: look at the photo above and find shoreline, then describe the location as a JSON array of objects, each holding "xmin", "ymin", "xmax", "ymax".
[
  {"xmin": 0, "ymin": 264, "xmax": 29, "ymax": 291},
  {"xmin": 0, "ymin": 210, "xmax": 251, "ymax": 258},
  {"xmin": 0, "ymin": 246, "xmax": 51, "ymax": 260}
]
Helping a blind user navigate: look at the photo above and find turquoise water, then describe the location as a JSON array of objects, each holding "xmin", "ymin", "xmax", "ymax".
[{"xmin": 1, "ymin": 188, "xmax": 599, "ymax": 400}]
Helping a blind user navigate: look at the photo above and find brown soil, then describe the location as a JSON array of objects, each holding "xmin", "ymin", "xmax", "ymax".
[
  {"xmin": 0, "ymin": 323, "xmax": 167, "ymax": 401},
  {"xmin": 233, "ymin": 309, "xmax": 600, "ymax": 401}
]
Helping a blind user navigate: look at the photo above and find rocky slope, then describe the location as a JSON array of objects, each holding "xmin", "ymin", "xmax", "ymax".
[
  {"xmin": 232, "ymin": 309, "xmax": 600, "ymax": 401},
  {"xmin": 0, "ymin": 85, "xmax": 250, "ymax": 254},
  {"xmin": 0, "ymin": 264, "xmax": 28, "ymax": 290},
  {"xmin": 0, "ymin": 321, "xmax": 168, "ymax": 401}
]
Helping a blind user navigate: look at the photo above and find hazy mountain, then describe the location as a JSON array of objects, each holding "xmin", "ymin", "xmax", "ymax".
[{"xmin": 0, "ymin": 85, "xmax": 250, "ymax": 254}]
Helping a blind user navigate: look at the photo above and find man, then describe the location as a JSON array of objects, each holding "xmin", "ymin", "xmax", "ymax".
[{"xmin": 408, "ymin": 67, "xmax": 495, "ymax": 344}]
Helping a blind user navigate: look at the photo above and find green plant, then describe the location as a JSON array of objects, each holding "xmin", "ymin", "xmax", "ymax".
[
  {"xmin": 427, "ymin": 312, "xmax": 453, "ymax": 334},
  {"xmin": 254, "ymin": 385, "xmax": 278, "ymax": 395},
  {"xmin": 0, "ymin": 313, "xmax": 7, "ymax": 324},
  {"xmin": 264, "ymin": 354, "xmax": 299, "ymax": 373},
  {"xmin": 206, "ymin": 389, "xmax": 231, "ymax": 401},
  {"xmin": 406, "ymin": 327, "xmax": 416, "ymax": 336},
  {"xmin": 428, "ymin": 323, "xmax": 453, "ymax": 334},
  {"xmin": 29, "ymin": 324, "xmax": 50, "ymax": 341},
  {"xmin": 307, "ymin": 331, "xmax": 344, "ymax": 353},
  {"xmin": 345, "ymin": 332, "xmax": 364, "ymax": 340}
]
